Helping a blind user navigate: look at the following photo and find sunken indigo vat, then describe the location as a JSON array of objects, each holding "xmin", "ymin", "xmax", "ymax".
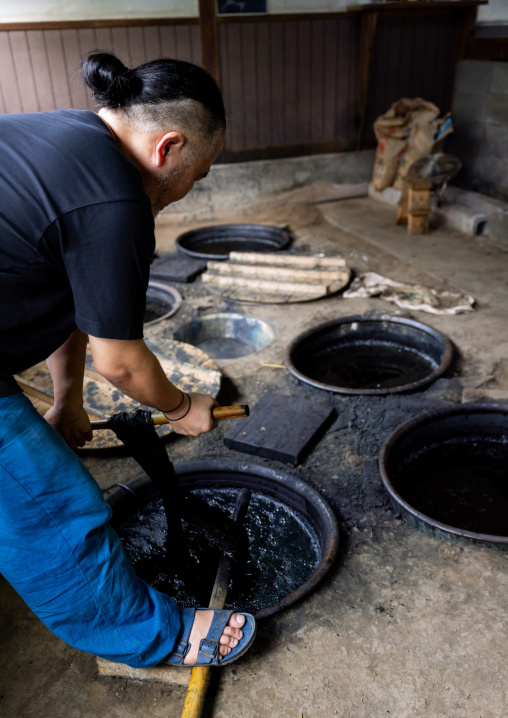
[
  {"xmin": 107, "ymin": 461, "xmax": 339, "ymax": 619},
  {"xmin": 175, "ymin": 224, "xmax": 292, "ymax": 260},
  {"xmin": 285, "ymin": 315, "xmax": 453, "ymax": 395},
  {"xmin": 379, "ymin": 404, "xmax": 508, "ymax": 543}
]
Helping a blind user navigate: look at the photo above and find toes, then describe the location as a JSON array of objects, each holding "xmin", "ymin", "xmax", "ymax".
[
  {"xmin": 222, "ymin": 624, "xmax": 243, "ymax": 640},
  {"xmin": 229, "ymin": 613, "xmax": 246, "ymax": 628},
  {"xmin": 219, "ymin": 633, "xmax": 239, "ymax": 647}
]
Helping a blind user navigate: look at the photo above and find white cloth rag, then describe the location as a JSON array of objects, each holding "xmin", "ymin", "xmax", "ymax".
[{"xmin": 343, "ymin": 272, "xmax": 475, "ymax": 314}]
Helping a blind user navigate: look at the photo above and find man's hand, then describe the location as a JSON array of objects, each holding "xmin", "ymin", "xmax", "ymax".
[
  {"xmin": 89, "ymin": 336, "xmax": 219, "ymax": 438},
  {"xmin": 163, "ymin": 392, "xmax": 218, "ymax": 437},
  {"xmin": 44, "ymin": 404, "xmax": 93, "ymax": 451}
]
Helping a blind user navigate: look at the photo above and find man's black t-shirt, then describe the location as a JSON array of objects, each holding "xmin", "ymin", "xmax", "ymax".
[{"xmin": 0, "ymin": 110, "xmax": 155, "ymax": 396}]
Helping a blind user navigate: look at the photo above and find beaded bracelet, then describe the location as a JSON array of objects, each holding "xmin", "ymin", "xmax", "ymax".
[
  {"xmin": 166, "ymin": 393, "xmax": 192, "ymax": 421},
  {"xmin": 160, "ymin": 389, "xmax": 185, "ymax": 415}
]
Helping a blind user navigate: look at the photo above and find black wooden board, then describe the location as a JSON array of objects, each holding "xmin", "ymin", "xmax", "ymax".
[
  {"xmin": 150, "ymin": 253, "xmax": 208, "ymax": 283},
  {"xmin": 223, "ymin": 393, "xmax": 335, "ymax": 466}
]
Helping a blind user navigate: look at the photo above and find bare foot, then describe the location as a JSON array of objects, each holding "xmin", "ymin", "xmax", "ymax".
[{"xmin": 183, "ymin": 611, "xmax": 246, "ymax": 665}]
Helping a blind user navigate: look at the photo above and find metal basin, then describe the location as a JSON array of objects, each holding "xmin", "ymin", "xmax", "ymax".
[
  {"xmin": 175, "ymin": 223, "xmax": 292, "ymax": 260},
  {"xmin": 379, "ymin": 404, "xmax": 508, "ymax": 543},
  {"xmin": 144, "ymin": 281, "xmax": 182, "ymax": 326},
  {"xmin": 107, "ymin": 461, "xmax": 339, "ymax": 619},
  {"xmin": 285, "ymin": 315, "xmax": 453, "ymax": 395},
  {"xmin": 174, "ymin": 312, "xmax": 275, "ymax": 359}
]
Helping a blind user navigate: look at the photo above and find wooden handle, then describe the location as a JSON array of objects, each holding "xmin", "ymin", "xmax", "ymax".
[
  {"xmin": 91, "ymin": 404, "xmax": 249, "ymax": 430},
  {"xmin": 180, "ymin": 667, "xmax": 210, "ymax": 718},
  {"xmin": 181, "ymin": 489, "xmax": 251, "ymax": 718}
]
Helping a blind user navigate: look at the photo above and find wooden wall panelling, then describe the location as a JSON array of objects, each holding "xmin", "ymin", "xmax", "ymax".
[
  {"xmin": 173, "ymin": 23, "xmax": 201, "ymax": 63},
  {"xmin": 296, "ymin": 20, "xmax": 313, "ymax": 148},
  {"xmin": 343, "ymin": 17, "xmax": 360, "ymax": 145},
  {"xmin": 8, "ymin": 31, "xmax": 40, "ymax": 113},
  {"xmin": 27, "ymin": 30, "xmax": 58, "ymax": 112},
  {"xmin": 109, "ymin": 26, "xmax": 132, "ymax": 64},
  {"xmin": 0, "ymin": 32, "xmax": 24, "ymax": 113},
  {"xmin": 269, "ymin": 20, "xmax": 286, "ymax": 147},
  {"xmin": 199, "ymin": 0, "xmax": 220, "ymax": 84},
  {"xmin": 43, "ymin": 30, "xmax": 74, "ymax": 109},
  {"xmin": 363, "ymin": 13, "xmax": 457, "ymax": 144},
  {"xmin": 235, "ymin": 22, "xmax": 259, "ymax": 149},
  {"xmin": 125, "ymin": 27, "xmax": 147, "ymax": 66},
  {"xmin": 60, "ymin": 30, "xmax": 89, "ymax": 110},
  {"xmin": 253, "ymin": 22, "xmax": 274, "ymax": 151},
  {"xmin": 309, "ymin": 20, "xmax": 327, "ymax": 144},
  {"xmin": 220, "ymin": 16, "xmax": 359, "ymax": 159},
  {"xmin": 283, "ymin": 20, "xmax": 299, "ymax": 146},
  {"xmin": 220, "ymin": 22, "xmax": 245, "ymax": 152}
]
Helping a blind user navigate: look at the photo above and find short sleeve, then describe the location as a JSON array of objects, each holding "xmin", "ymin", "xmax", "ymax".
[{"xmin": 44, "ymin": 200, "xmax": 155, "ymax": 340}]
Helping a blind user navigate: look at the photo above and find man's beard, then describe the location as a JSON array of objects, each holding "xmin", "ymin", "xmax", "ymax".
[{"xmin": 145, "ymin": 156, "xmax": 194, "ymax": 218}]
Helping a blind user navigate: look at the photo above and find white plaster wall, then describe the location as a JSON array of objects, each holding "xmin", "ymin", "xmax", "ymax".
[
  {"xmin": 0, "ymin": 0, "xmax": 199, "ymax": 22},
  {"xmin": 0, "ymin": 0, "xmax": 359, "ymax": 23},
  {"xmin": 477, "ymin": 0, "xmax": 508, "ymax": 25}
]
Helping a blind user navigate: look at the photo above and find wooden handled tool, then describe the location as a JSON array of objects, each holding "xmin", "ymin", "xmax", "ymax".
[
  {"xmin": 90, "ymin": 405, "xmax": 249, "ymax": 430},
  {"xmin": 181, "ymin": 488, "xmax": 252, "ymax": 718}
]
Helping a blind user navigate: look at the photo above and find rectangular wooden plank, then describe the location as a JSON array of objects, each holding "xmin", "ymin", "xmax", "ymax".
[
  {"xmin": 27, "ymin": 29, "xmax": 57, "ymax": 111},
  {"xmin": 109, "ymin": 26, "xmax": 131, "ymax": 64},
  {"xmin": 202, "ymin": 273, "xmax": 329, "ymax": 295},
  {"xmin": 0, "ymin": 31, "xmax": 23, "ymax": 112},
  {"xmin": 206, "ymin": 261, "xmax": 348, "ymax": 283},
  {"xmin": 143, "ymin": 26, "xmax": 162, "ymax": 60},
  {"xmin": 61, "ymin": 29, "xmax": 89, "ymax": 109},
  {"xmin": 269, "ymin": 20, "xmax": 285, "ymax": 146},
  {"xmin": 239, "ymin": 22, "xmax": 260, "ymax": 148},
  {"xmin": 223, "ymin": 393, "xmax": 335, "ymax": 466},
  {"xmin": 127, "ymin": 26, "xmax": 146, "ymax": 67},
  {"xmin": 283, "ymin": 20, "xmax": 299, "ymax": 144},
  {"xmin": 9, "ymin": 31, "xmax": 39, "ymax": 112},
  {"xmin": 228, "ymin": 252, "xmax": 346, "ymax": 267},
  {"xmin": 44, "ymin": 29, "xmax": 72, "ymax": 108},
  {"xmin": 159, "ymin": 24, "xmax": 178, "ymax": 60}
]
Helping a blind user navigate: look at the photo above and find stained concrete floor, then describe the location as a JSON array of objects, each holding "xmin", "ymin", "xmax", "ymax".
[{"xmin": 1, "ymin": 186, "xmax": 508, "ymax": 718}]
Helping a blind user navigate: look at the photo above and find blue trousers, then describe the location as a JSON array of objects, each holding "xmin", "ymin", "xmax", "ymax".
[{"xmin": 0, "ymin": 393, "xmax": 181, "ymax": 668}]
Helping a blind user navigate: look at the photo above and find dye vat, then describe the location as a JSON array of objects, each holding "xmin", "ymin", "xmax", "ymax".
[
  {"xmin": 107, "ymin": 461, "xmax": 339, "ymax": 619},
  {"xmin": 285, "ymin": 315, "xmax": 453, "ymax": 395},
  {"xmin": 174, "ymin": 313, "xmax": 275, "ymax": 360},
  {"xmin": 175, "ymin": 223, "xmax": 292, "ymax": 260},
  {"xmin": 144, "ymin": 281, "xmax": 182, "ymax": 326},
  {"xmin": 379, "ymin": 404, "xmax": 508, "ymax": 543}
]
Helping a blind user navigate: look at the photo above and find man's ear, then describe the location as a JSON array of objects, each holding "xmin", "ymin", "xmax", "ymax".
[{"xmin": 155, "ymin": 131, "xmax": 186, "ymax": 168}]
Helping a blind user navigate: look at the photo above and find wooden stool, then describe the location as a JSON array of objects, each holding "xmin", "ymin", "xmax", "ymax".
[{"xmin": 396, "ymin": 178, "xmax": 433, "ymax": 235}]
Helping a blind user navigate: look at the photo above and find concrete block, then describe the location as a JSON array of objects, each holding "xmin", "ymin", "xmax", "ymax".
[
  {"xmin": 487, "ymin": 93, "xmax": 508, "ymax": 126},
  {"xmin": 491, "ymin": 62, "xmax": 508, "ymax": 95},
  {"xmin": 454, "ymin": 60, "xmax": 492, "ymax": 95},
  {"xmin": 452, "ymin": 92, "xmax": 488, "ymax": 125}
]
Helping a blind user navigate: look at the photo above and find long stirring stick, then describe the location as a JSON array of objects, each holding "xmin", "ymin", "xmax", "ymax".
[{"xmin": 180, "ymin": 489, "xmax": 251, "ymax": 718}]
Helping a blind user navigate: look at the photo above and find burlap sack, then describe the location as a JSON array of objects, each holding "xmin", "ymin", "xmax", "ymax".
[
  {"xmin": 372, "ymin": 98, "xmax": 441, "ymax": 191},
  {"xmin": 394, "ymin": 114, "xmax": 454, "ymax": 189}
]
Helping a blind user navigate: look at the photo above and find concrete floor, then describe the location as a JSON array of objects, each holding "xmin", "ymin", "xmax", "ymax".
[{"xmin": 1, "ymin": 184, "xmax": 508, "ymax": 718}]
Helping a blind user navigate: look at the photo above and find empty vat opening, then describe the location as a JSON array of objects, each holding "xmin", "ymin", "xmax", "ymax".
[{"xmin": 174, "ymin": 313, "xmax": 276, "ymax": 359}]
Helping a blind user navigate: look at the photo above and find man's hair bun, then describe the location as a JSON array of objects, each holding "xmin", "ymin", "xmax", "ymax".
[{"xmin": 82, "ymin": 51, "xmax": 142, "ymax": 109}]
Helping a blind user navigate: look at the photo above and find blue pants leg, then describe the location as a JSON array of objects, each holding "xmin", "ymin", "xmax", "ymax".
[{"xmin": 0, "ymin": 393, "xmax": 181, "ymax": 668}]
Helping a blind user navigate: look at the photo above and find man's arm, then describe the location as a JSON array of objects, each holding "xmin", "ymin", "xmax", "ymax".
[
  {"xmin": 88, "ymin": 335, "xmax": 218, "ymax": 436},
  {"xmin": 44, "ymin": 328, "xmax": 94, "ymax": 450}
]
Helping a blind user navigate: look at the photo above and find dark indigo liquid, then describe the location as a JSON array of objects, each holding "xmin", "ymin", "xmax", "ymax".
[{"xmin": 116, "ymin": 488, "xmax": 322, "ymax": 613}]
